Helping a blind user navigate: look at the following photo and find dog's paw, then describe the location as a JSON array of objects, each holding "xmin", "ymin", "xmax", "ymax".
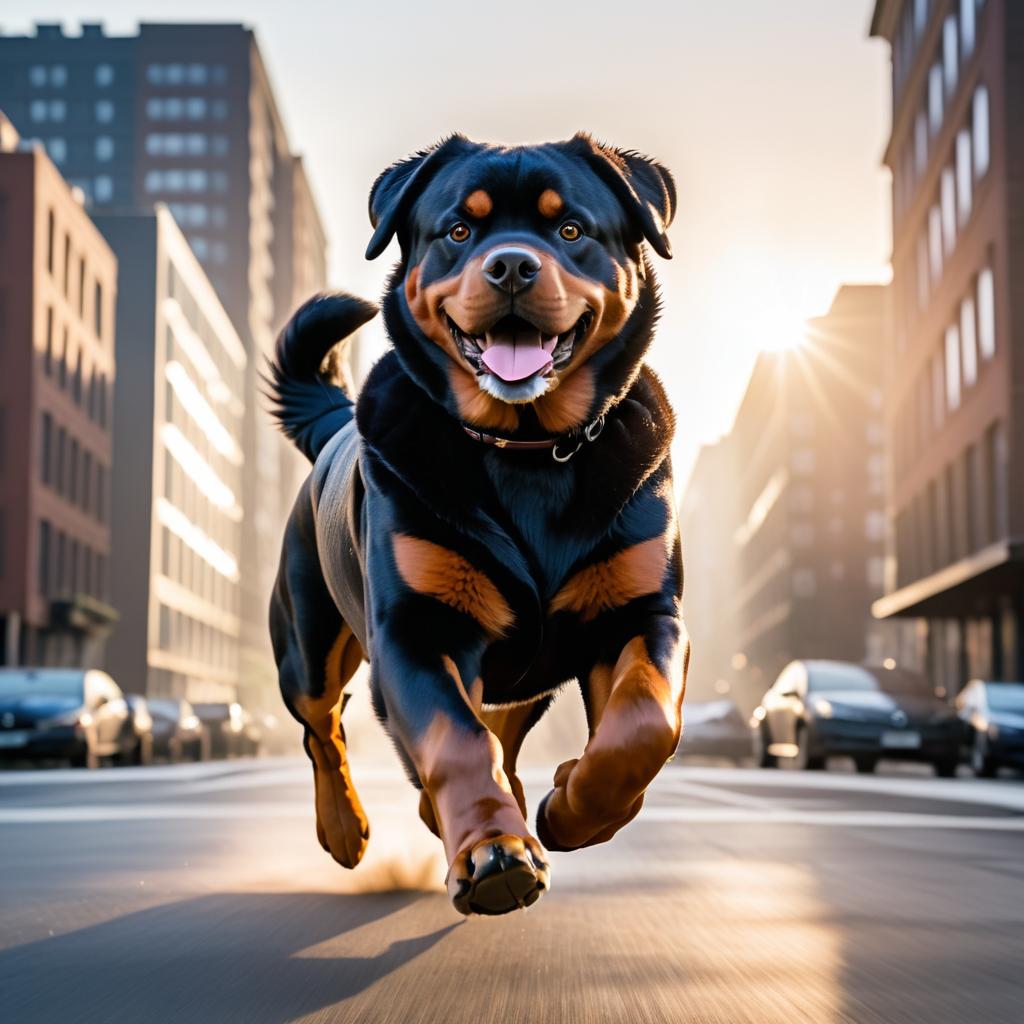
[
  {"xmin": 536, "ymin": 786, "xmax": 644, "ymax": 853},
  {"xmin": 447, "ymin": 835, "xmax": 550, "ymax": 916},
  {"xmin": 309, "ymin": 736, "xmax": 370, "ymax": 869}
]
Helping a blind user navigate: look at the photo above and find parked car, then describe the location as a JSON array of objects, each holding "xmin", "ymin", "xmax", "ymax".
[
  {"xmin": 751, "ymin": 660, "xmax": 961, "ymax": 776},
  {"xmin": 0, "ymin": 668, "xmax": 135, "ymax": 768},
  {"xmin": 192, "ymin": 702, "xmax": 250, "ymax": 758},
  {"xmin": 123, "ymin": 695, "xmax": 155, "ymax": 766},
  {"xmin": 678, "ymin": 699, "xmax": 750, "ymax": 764},
  {"xmin": 955, "ymin": 680, "xmax": 1024, "ymax": 777},
  {"xmin": 236, "ymin": 707, "xmax": 263, "ymax": 757},
  {"xmin": 147, "ymin": 698, "xmax": 208, "ymax": 762}
]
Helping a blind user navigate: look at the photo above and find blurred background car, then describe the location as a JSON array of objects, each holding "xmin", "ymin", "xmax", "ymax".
[
  {"xmin": 751, "ymin": 660, "xmax": 961, "ymax": 776},
  {"xmin": 146, "ymin": 698, "xmax": 209, "ymax": 762},
  {"xmin": 677, "ymin": 699, "xmax": 750, "ymax": 765},
  {"xmin": 955, "ymin": 681, "xmax": 1024, "ymax": 778},
  {"xmin": 122, "ymin": 695, "xmax": 154, "ymax": 766},
  {"xmin": 0, "ymin": 668, "xmax": 134, "ymax": 768},
  {"xmin": 192, "ymin": 702, "xmax": 261, "ymax": 758}
]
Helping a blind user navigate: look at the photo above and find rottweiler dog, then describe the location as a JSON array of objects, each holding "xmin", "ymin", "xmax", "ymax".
[{"xmin": 268, "ymin": 133, "xmax": 689, "ymax": 916}]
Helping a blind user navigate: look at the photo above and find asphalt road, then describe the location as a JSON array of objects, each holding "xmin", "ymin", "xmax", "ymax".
[{"xmin": 2, "ymin": 756, "xmax": 1024, "ymax": 1024}]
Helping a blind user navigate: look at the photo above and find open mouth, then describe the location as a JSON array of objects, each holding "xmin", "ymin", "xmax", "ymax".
[{"xmin": 447, "ymin": 311, "xmax": 592, "ymax": 384}]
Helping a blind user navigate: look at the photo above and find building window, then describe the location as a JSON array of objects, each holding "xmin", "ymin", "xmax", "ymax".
[
  {"xmin": 95, "ymin": 136, "xmax": 114, "ymax": 161},
  {"xmin": 56, "ymin": 426, "xmax": 66, "ymax": 496},
  {"xmin": 942, "ymin": 16, "xmax": 959, "ymax": 97},
  {"xmin": 95, "ymin": 63, "xmax": 114, "ymax": 87},
  {"xmin": 987, "ymin": 421, "xmax": 1008, "ymax": 540},
  {"xmin": 49, "ymin": 100, "xmax": 66, "ymax": 122},
  {"xmin": 914, "ymin": 111, "xmax": 928, "ymax": 176},
  {"xmin": 977, "ymin": 267, "xmax": 995, "ymax": 359},
  {"xmin": 94, "ymin": 176, "xmax": 114, "ymax": 202},
  {"xmin": 50, "ymin": 65, "xmax": 67, "ymax": 88},
  {"xmin": 960, "ymin": 0, "xmax": 976, "ymax": 57},
  {"xmin": 955, "ymin": 129, "xmax": 972, "ymax": 225},
  {"xmin": 940, "ymin": 168, "xmax": 956, "ymax": 256},
  {"xmin": 866, "ymin": 511, "xmax": 886, "ymax": 542},
  {"xmin": 47, "ymin": 209, "xmax": 55, "ymax": 275},
  {"xmin": 867, "ymin": 557, "xmax": 886, "ymax": 589},
  {"xmin": 187, "ymin": 63, "xmax": 208, "ymax": 85},
  {"xmin": 973, "ymin": 86, "xmax": 989, "ymax": 179},
  {"xmin": 94, "ymin": 281, "xmax": 103, "ymax": 338},
  {"xmin": 945, "ymin": 324, "xmax": 961, "ymax": 411},
  {"xmin": 38, "ymin": 521, "xmax": 51, "ymax": 595},
  {"xmin": 185, "ymin": 97, "xmax": 207, "ymax": 120},
  {"xmin": 30, "ymin": 99, "xmax": 47, "ymax": 121},
  {"xmin": 928, "ymin": 64, "xmax": 943, "ymax": 135},
  {"xmin": 960, "ymin": 296, "xmax": 978, "ymax": 387},
  {"xmin": 916, "ymin": 234, "xmax": 929, "ymax": 310},
  {"xmin": 95, "ymin": 100, "xmax": 115, "ymax": 123},
  {"xmin": 932, "ymin": 352, "xmax": 945, "ymax": 428},
  {"xmin": 928, "ymin": 205, "xmax": 943, "ymax": 282},
  {"xmin": 967, "ymin": 442, "xmax": 986, "ymax": 549},
  {"xmin": 45, "ymin": 306, "xmax": 54, "ymax": 373},
  {"xmin": 41, "ymin": 412, "xmax": 52, "ymax": 485},
  {"xmin": 46, "ymin": 138, "xmax": 67, "ymax": 164},
  {"xmin": 211, "ymin": 135, "xmax": 229, "ymax": 157},
  {"xmin": 914, "ymin": 0, "xmax": 930, "ymax": 38},
  {"xmin": 211, "ymin": 99, "xmax": 228, "ymax": 120},
  {"xmin": 69, "ymin": 439, "xmax": 79, "ymax": 503},
  {"xmin": 29, "ymin": 65, "xmax": 47, "ymax": 87}
]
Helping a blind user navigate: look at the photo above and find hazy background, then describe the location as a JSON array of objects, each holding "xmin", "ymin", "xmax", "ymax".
[{"xmin": 3, "ymin": 0, "xmax": 893, "ymax": 481}]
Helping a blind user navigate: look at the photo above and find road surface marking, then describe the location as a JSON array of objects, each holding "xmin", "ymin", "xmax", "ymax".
[{"xmin": 1, "ymin": 803, "xmax": 1023, "ymax": 830}]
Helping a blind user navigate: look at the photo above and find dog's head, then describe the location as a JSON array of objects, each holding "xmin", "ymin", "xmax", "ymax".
[{"xmin": 367, "ymin": 134, "xmax": 675, "ymax": 433}]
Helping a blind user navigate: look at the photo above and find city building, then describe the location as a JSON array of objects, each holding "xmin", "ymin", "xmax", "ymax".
[
  {"xmin": 869, "ymin": 0, "xmax": 1022, "ymax": 692},
  {"xmin": 96, "ymin": 207, "xmax": 245, "ymax": 703},
  {"xmin": 0, "ymin": 22, "xmax": 329, "ymax": 698},
  {"xmin": 678, "ymin": 436, "xmax": 739, "ymax": 704},
  {"xmin": 0, "ymin": 113, "xmax": 117, "ymax": 667},
  {"xmin": 679, "ymin": 286, "xmax": 894, "ymax": 710}
]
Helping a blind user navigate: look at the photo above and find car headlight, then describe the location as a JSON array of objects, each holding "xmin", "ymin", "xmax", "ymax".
[
  {"xmin": 812, "ymin": 698, "xmax": 833, "ymax": 719},
  {"xmin": 39, "ymin": 709, "xmax": 92, "ymax": 730}
]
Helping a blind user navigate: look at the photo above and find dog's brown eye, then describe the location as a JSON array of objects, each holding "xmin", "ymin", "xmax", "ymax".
[
  {"xmin": 449, "ymin": 223, "xmax": 470, "ymax": 242},
  {"xmin": 559, "ymin": 222, "xmax": 582, "ymax": 241}
]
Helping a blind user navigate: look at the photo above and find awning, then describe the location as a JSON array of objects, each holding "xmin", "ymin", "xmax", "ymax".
[
  {"xmin": 50, "ymin": 594, "xmax": 120, "ymax": 636},
  {"xmin": 872, "ymin": 540, "xmax": 1024, "ymax": 619}
]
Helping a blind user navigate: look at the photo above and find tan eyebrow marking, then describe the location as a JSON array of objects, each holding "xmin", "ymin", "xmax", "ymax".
[
  {"xmin": 538, "ymin": 189, "xmax": 564, "ymax": 218},
  {"xmin": 464, "ymin": 189, "xmax": 493, "ymax": 218}
]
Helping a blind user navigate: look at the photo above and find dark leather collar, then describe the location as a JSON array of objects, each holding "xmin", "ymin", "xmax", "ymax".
[{"xmin": 462, "ymin": 414, "xmax": 606, "ymax": 462}]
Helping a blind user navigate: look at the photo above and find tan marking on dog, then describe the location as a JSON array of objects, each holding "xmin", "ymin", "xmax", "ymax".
[
  {"xmin": 480, "ymin": 699, "xmax": 544, "ymax": 816},
  {"xmin": 533, "ymin": 365, "xmax": 595, "ymax": 433},
  {"xmin": 541, "ymin": 630, "xmax": 688, "ymax": 851},
  {"xmin": 464, "ymin": 189, "xmax": 493, "ymax": 218},
  {"xmin": 550, "ymin": 537, "xmax": 669, "ymax": 621},
  {"xmin": 537, "ymin": 188, "xmax": 564, "ymax": 218},
  {"xmin": 393, "ymin": 534, "xmax": 514, "ymax": 637},
  {"xmin": 292, "ymin": 624, "xmax": 369, "ymax": 868}
]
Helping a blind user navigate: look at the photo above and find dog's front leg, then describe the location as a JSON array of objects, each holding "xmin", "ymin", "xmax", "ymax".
[
  {"xmin": 538, "ymin": 614, "xmax": 689, "ymax": 851},
  {"xmin": 371, "ymin": 641, "xmax": 550, "ymax": 915}
]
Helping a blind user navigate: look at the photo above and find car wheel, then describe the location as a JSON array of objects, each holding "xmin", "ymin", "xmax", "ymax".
[
  {"xmin": 971, "ymin": 732, "xmax": 997, "ymax": 778},
  {"xmin": 933, "ymin": 759, "xmax": 958, "ymax": 778},
  {"xmin": 854, "ymin": 757, "xmax": 877, "ymax": 774},
  {"xmin": 794, "ymin": 726, "xmax": 825, "ymax": 771},
  {"xmin": 753, "ymin": 725, "xmax": 777, "ymax": 769}
]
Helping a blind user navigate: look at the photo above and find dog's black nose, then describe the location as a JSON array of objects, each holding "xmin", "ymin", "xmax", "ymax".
[{"xmin": 482, "ymin": 247, "xmax": 542, "ymax": 292}]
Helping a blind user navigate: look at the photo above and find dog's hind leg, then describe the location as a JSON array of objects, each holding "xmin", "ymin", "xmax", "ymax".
[{"xmin": 271, "ymin": 502, "xmax": 369, "ymax": 869}]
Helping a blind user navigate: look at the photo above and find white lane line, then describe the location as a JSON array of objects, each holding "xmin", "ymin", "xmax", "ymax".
[
  {"xmin": 639, "ymin": 807, "xmax": 1024, "ymax": 831},
  {"xmin": 658, "ymin": 768, "xmax": 1024, "ymax": 813},
  {"xmin": 661, "ymin": 779, "xmax": 778, "ymax": 811},
  {"xmin": 0, "ymin": 803, "xmax": 1022, "ymax": 830},
  {"xmin": 0, "ymin": 802, "xmax": 312, "ymax": 823},
  {"xmin": 0, "ymin": 757, "xmax": 305, "ymax": 786}
]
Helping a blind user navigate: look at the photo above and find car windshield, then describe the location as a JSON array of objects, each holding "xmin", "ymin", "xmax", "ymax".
[
  {"xmin": 986, "ymin": 684, "xmax": 1024, "ymax": 713},
  {"xmin": 148, "ymin": 699, "xmax": 181, "ymax": 718},
  {"xmin": 193, "ymin": 703, "xmax": 229, "ymax": 720},
  {"xmin": 807, "ymin": 665, "xmax": 879, "ymax": 693},
  {"xmin": 0, "ymin": 671, "xmax": 84, "ymax": 701}
]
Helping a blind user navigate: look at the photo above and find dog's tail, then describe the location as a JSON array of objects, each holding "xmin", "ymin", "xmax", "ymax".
[{"xmin": 265, "ymin": 292, "xmax": 378, "ymax": 463}]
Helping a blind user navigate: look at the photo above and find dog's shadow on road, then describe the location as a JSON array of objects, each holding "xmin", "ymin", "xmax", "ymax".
[{"xmin": 0, "ymin": 890, "xmax": 458, "ymax": 1022}]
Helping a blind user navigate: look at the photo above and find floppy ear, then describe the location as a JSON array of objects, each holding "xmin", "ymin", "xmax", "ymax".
[
  {"xmin": 365, "ymin": 135, "xmax": 469, "ymax": 260},
  {"xmin": 573, "ymin": 133, "xmax": 676, "ymax": 259}
]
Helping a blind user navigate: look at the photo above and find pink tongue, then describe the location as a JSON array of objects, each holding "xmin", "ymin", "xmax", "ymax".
[{"xmin": 481, "ymin": 328, "xmax": 554, "ymax": 382}]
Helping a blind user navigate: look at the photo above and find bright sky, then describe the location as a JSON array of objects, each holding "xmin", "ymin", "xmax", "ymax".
[{"xmin": 6, "ymin": 0, "xmax": 893, "ymax": 483}]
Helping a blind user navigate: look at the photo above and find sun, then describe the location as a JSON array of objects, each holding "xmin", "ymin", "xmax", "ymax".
[{"xmin": 759, "ymin": 307, "xmax": 810, "ymax": 353}]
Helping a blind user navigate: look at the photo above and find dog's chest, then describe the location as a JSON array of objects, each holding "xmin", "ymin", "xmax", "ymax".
[{"xmin": 483, "ymin": 456, "xmax": 595, "ymax": 602}]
